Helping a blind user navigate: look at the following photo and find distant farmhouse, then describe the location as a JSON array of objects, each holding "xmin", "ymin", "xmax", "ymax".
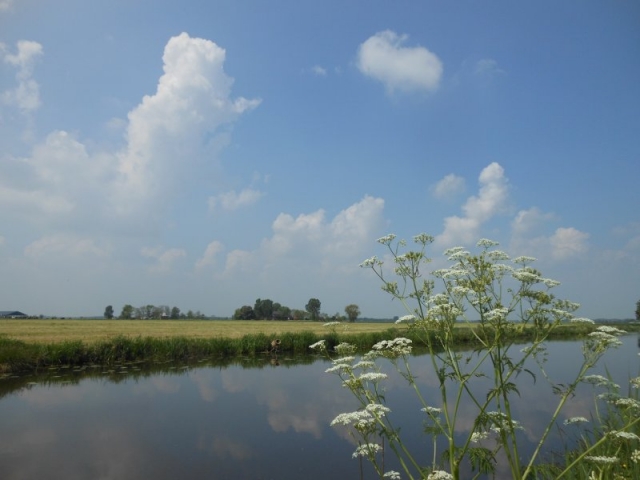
[{"xmin": 0, "ymin": 311, "xmax": 27, "ymax": 318}]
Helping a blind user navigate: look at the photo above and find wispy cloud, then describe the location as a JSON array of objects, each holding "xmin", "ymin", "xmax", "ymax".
[
  {"xmin": 1, "ymin": 40, "xmax": 43, "ymax": 112},
  {"xmin": 208, "ymin": 188, "xmax": 265, "ymax": 212},
  {"xmin": 141, "ymin": 246, "xmax": 186, "ymax": 273}
]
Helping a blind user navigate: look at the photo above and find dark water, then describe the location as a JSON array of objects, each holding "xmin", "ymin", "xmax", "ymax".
[{"xmin": 1, "ymin": 336, "xmax": 638, "ymax": 480}]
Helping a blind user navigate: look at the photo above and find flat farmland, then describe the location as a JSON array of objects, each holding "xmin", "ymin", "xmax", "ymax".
[{"xmin": 0, "ymin": 319, "xmax": 398, "ymax": 344}]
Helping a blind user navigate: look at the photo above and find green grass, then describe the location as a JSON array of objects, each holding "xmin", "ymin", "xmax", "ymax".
[{"xmin": 1, "ymin": 321, "xmax": 636, "ymax": 374}]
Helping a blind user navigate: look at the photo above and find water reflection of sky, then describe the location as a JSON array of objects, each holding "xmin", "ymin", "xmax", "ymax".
[{"xmin": 0, "ymin": 336, "xmax": 638, "ymax": 479}]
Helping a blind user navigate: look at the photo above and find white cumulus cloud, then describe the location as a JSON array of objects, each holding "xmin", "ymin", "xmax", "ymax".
[
  {"xmin": 112, "ymin": 32, "xmax": 261, "ymax": 215},
  {"xmin": 357, "ymin": 30, "xmax": 443, "ymax": 94},
  {"xmin": 431, "ymin": 173, "xmax": 466, "ymax": 200},
  {"xmin": 436, "ymin": 162, "xmax": 510, "ymax": 247}
]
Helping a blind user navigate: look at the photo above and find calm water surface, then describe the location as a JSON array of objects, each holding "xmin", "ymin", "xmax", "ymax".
[{"xmin": 1, "ymin": 336, "xmax": 638, "ymax": 479}]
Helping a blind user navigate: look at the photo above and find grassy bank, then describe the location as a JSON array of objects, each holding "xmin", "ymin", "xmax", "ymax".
[{"xmin": 0, "ymin": 320, "xmax": 637, "ymax": 373}]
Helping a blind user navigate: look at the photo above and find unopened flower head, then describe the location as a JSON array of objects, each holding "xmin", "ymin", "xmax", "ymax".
[
  {"xmin": 443, "ymin": 246, "xmax": 465, "ymax": 257},
  {"xmin": 334, "ymin": 342, "xmax": 356, "ymax": 355},
  {"xmin": 584, "ymin": 455, "xmax": 619, "ymax": 465},
  {"xmin": 413, "ymin": 233, "xmax": 433, "ymax": 245},
  {"xmin": 512, "ymin": 256, "xmax": 537, "ymax": 265}
]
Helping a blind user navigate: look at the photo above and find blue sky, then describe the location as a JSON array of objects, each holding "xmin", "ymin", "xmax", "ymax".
[{"xmin": 1, "ymin": 0, "xmax": 638, "ymax": 319}]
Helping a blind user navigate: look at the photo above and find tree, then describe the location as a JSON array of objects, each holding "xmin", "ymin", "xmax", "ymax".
[
  {"xmin": 120, "ymin": 304, "xmax": 134, "ymax": 319},
  {"xmin": 254, "ymin": 298, "xmax": 274, "ymax": 320},
  {"xmin": 233, "ymin": 305, "xmax": 256, "ymax": 320},
  {"xmin": 305, "ymin": 298, "xmax": 321, "ymax": 321},
  {"xmin": 170, "ymin": 306, "xmax": 181, "ymax": 319},
  {"xmin": 345, "ymin": 304, "xmax": 360, "ymax": 322},
  {"xmin": 104, "ymin": 305, "xmax": 114, "ymax": 319},
  {"xmin": 636, "ymin": 299, "xmax": 640, "ymax": 321}
]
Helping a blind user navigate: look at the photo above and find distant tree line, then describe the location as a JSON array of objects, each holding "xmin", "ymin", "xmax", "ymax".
[
  {"xmin": 104, "ymin": 304, "xmax": 208, "ymax": 320},
  {"xmin": 232, "ymin": 298, "xmax": 360, "ymax": 322}
]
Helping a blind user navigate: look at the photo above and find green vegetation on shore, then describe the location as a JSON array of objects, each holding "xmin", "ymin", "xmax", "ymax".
[{"xmin": 1, "ymin": 321, "xmax": 634, "ymax": 374}]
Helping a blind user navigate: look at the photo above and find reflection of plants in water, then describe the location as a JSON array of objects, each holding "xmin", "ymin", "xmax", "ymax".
[
  {"xmin": 0, "ymin": 354, "xmax": 317, "ymax": 399},
  {"xmin": 314, "ymin": 234, "xmax": 638, "ymax": 480}
]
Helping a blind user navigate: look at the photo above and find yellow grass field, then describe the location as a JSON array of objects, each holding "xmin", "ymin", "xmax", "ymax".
[{"xmin": 0, "ymin": 319, "xmax": 399, "ymax": 344}]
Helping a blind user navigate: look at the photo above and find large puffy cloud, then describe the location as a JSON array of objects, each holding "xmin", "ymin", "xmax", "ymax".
[
  {"xmin": 1, "ymin": 40, "xmax": 43, "ymax": 112},
  {"xmin": 435, "ymin": 162, "xmax": 510, "ymax": 247},
  {"xmin": 0, "ymin": 33, "xmax": 259, "ymax": 234},
  {"xmin": 113, "ymin": 32, "xmax": 261, "ymax": 215},
  {"xmin": 357, "ymin": 30, "xmax": 443, "ymax": 94}
]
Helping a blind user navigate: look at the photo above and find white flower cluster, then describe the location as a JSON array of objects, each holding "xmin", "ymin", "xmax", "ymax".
[
  {"xmin": 609, "ymin": 430, "xmax": 640, "ymax": 441},
  {"xmin": 632, "ymin": 449, "xmax": 640, "ymax": 464},
  {"xmin": 383, "ymin": 471, "xmax": 401, "ymax": 479},
  {"xmin": 486, "ymin": 411, "xmax": 524, "ymax": 434},
  {"xmin": 395, "ymin": 314, "xmax": 416, "ymax": 324},
  {"xmin": 352, "ymin": 443, "xmax": 381, "ymax": 458},
  {"xmin": 427, "ymin": 470, "xmax": 453, "ymax": 480},
  {"xmin": 582, "ymin": 375, "xmax": 619, "ymax": 389},
  {"xmin": 570, "ymin": 317, "xmax": 595, "ymax": 324},
  {"xmin": 358, "ymin": 372, "xmax": 388, "ymax": 382},
  {"xmin": 309, "ymin": 340, "xmax": 326, "ymax": 351},
  {"xmin": 470, "ymin": 431, "xmax": 490, "ymax": 443},
  {"xmin": 372, "ymin": 337, "xmax": 413, "ymax": 356},
  {"xmin": 377, "ymin": 234, "xmax": 396, "ymax": 245},
  {"xmin": 421, "ymin": 406, "xmax": 442, "ymax": 415},
  {"xmin": 323, "ymin": 321, "xmax": 340, "ymax": 327},
  {"xmin": 563, "ymin": 416, "xmax": 589, "ymax": 425}
]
